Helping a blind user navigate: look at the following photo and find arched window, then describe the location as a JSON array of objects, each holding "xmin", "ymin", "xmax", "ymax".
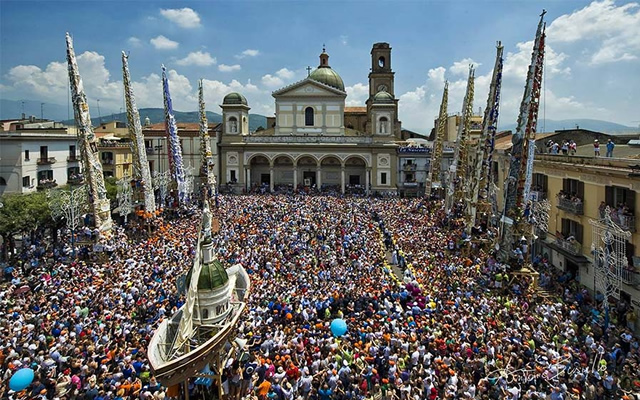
[
  {"xmin": 378, "ymin": 57, "xmax": 385, "ymax": 68},
  {"xmin": 0, "ymin": 177, "xmax": 6, "ymax": 186},
  {"xmin": 305, "ymin": 107, "xmax": 314, "ymax": 126},
  {"xmin": 202, "ymin": 308, "xmax": 209, "ymax": 319},
  {"xmin": 379, "ymin": 117, "xmax": 388, "ymax": 134},
  {"xmin": 229, "ymin": 117, "xmax": 238, "ymax": 133}
]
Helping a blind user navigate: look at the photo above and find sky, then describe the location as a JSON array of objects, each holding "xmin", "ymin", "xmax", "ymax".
[{"xmin": 1, "ymin": 0, "xmax": 639, "ymax": 132}]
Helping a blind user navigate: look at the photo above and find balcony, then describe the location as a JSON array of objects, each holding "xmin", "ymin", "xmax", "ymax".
[
  {"xmin": 67, "ymin": 154, "xmax": 80, "ymax": 162},
  {"xmin": 403, "ymin": 163, "xmax": 417, "ymax": 171},
  {"xmin": 37, "ymin": 180, "xmax": 58, "ymax": 190},
  {"xmin": 403, "ymin": 182, "xmax": 418, "ymax": 187},
  {"xmin": 102, "ymin": 159, "xmax": 114, "ymax": 165},
  {"xmin": 67, "ymin": 176, "xmax": 84, "ymax": 185},
  {"xmin": 37, "ymin": 157, "xmax": 56, "ymax": 165},
  {"xmin": 620, "ymin": 268, "xmax": 640, "ymax": 286},
  {"xmin": 557, "ymin": 196, "xmax": 584, "ymax": 215},
  {"xmin": 146, "ymin": 148, "xmax": 154, "ymax": 155},
  {"xmin": 555, "ymin": 237, "xmax": 582, "ymax": 256}
]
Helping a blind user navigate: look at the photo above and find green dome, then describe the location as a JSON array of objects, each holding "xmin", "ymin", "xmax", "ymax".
[
  {"xmin": 373, "ymin": 91, "xmax": 394, "ymax": 103},
  {"xmin": 309, "ymin": 67, "xmax": 345, "ymax": 91},
  {"xmin": 223, "ymin": 92, "xmax": 248, "ymax": 105},
  {"xmin": 198, "ymin": 259, "xmax": 229, "ymax": 291}
]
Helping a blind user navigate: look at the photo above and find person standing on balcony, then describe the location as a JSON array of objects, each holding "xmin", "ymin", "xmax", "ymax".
[
  {"xmin": 606, "ymin": 139, "xmax": 615, "ymax": 158},
  {"xmin": 593, "ymin": 139, "xmax": 600, "ymax": 156}
]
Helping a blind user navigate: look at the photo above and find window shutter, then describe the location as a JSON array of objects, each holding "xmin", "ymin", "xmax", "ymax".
[
  {"xmin": 577, "ymin": 182, "xmax": 584, "ymax": 199},
  {"xmin": 576, "ymin": 223, "xmax": 584, "ymax": 244},
  {"xmin": 605, "ymin": 186, "xmax": 613, "ymax": 207},
  {"xmin": 626, "ymin": 189, "xmax": 635, "ymax": 213}
]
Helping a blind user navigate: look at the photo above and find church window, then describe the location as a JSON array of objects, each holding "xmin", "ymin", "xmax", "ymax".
[
  {"xmin": 381, "ymin": 173, "xmax": 387, "ymax": 185},
  {"xmin": 229, "ymin": 117, "xmax": 238, "ymax": 133},
  {"xmin": 378, "ymin": 57, "xmax": 385, "ymax": 68},
  {"xmin": 202, "ymin": 309, "xmax": 209, "ymax": 319},
  {"xmin": 305, "ymin": 107, "xmax": 314, "ymax": 126},
  {"xmin": 379, "ymin": 117, "xmax": 388, "ymax": 134}
]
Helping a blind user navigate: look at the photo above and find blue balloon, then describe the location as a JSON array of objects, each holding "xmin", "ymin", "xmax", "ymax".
[
  {"xmin": 330, "ymin": 318, "xmax": 348, "ymax": 337},
  {"xmin": 9, "ymin": 368, "xmax": 34, "ymax": 392}
]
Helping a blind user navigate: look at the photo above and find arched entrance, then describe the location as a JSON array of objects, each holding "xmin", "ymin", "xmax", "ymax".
[
  {"xmin": 319, "ymin": 156, "xmax": 342, "ymax": 192},
  {"xmin": 297, "ymin": 156, "xmax": 318, "ymax": 188},
  {"xmin": 248, "ymin": 155, "xmax": 270, "ymax": 191},
  {"xmin": 273, "ymin": 155, "xmax": 294, "ymax": 190},
  {"xmin": 344, "ymin": 156, "xmax": 368, "ymax": 195}
]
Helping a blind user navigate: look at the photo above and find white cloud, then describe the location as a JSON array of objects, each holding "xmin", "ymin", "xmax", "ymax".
[
  {"xmin": 340, "ymin": 35, "xmax": 348, "ymax": 46},
  {"xmin": 218, "ymin": 64, "xmax": 241, "ymax": 72},
  {"xmin": 160, "ymin": 7, "xmax": 201, "ymax": 28},
  {"xmin": 127, "ymin": 37, "xmax": 142, "ymax": 47},
  {"xmin": 236, "ymin": 49, "xmax": 260, "ymax": 59},
  {"xmin": 261, "ymin": 74, "xmax": 283, "ymax": 88},
  {"xmin": 276, "ymin": 68, "xmax": 295, "ymax": 79},
  {"xmin": 345, "ymin": 83, "xmax": 369, "ymax": 106},
  {"xmin": 547, "ymin": 0, "xmax": 640, "ymax": 64},
  {"xmin": 150, "ymin": 35, "xmax": 179, "ymax": 50},
  {"xmin": 176, "ymin": 51, "xmax": 216, "ymax": 66},
  {"xmin": 449, "ymin": 58, "xmax": 480, "ymax": 76}
]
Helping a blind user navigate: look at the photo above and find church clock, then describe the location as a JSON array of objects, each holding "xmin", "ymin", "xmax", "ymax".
[{"xmin": 377, "ymin": 84, "xmax": 388, "ymax": 92}]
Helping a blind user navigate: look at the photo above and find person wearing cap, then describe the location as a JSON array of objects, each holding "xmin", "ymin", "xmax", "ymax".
[{"xmin": 594, "ymin": 139, "xmax": 600, "ymax": 156}]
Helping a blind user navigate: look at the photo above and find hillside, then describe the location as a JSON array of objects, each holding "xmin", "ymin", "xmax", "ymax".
[
  {"xmin": 0, "ymin": 100, "xmax": 268, "ymax": 132},
  {"xmin": 501, "ymin": 118, "xmax": 637, "ymax": 134}
]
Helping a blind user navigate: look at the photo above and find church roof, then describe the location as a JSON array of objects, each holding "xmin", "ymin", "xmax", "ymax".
[
  {"xmin": 198, "ymin": 259, "xmax": 229, "ymax": 291},
  {"xmin": 373, "ymin": 91, "xmax": 395, "ymax": 104},
  {"xmin": 271, "ymin": 77, "xmax": 347, "ymax": 97},
  {"xmin": 309, "ymin": 67, "xmax": 345, "ymax": 91},
  {"xmin": 223, "ymin": 92, "xmax": 248, "ymax": 105},
  {"xmin": 345, "ymin": 107, "xmax": 367, "ymax": 113}
]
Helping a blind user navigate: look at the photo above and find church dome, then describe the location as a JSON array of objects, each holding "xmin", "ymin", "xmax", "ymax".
[
  {"xmin": 223, "ymin": 92, "xmax": 248, "ymax": 105},
  {"xmin": 198, "ymin": 259, "xmax": 229, "ymax": 291},
  {"xmin": 309, "ymin": 48, "xmax": 345, "ymax": 91},
  {"xmin": 310, "ymin": 68, "xmax": 345, "ymax": 91},
  {"xmin": 373, "ymin": 91, "xmax": 394, "ymax": 103}
]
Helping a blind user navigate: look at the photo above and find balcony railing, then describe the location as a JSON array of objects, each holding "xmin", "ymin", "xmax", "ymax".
[
  {"xmin": 403, "ymin": 164, "xmax": 417, "ymax": 171},
  {"xmin": 37, "ymin": 180, "xmax": 58, "ymax": 190},
  {"xmin": 557, "ymin": 197, "xmax": 584, "ymax": 215},
  {"xmin": 601, "ymin": 209, "xmax": 636, "ymax": 233},
  {"xmin": 403, "ymin": 182, "xmax": 418, "ymax": 187},
  {"xmin": 555, "ymin": 237, "xmax": 582, "ymax": 256},
  {"xmin": 620, "ymin": 268, "xmax": 640, "ymax": 286},
  {"xmin": 67, "ymin": 176, "xmax": 84, "ymax": 185},
  {"xmin": 146, "ymin": 148, "xmax": 154, "ymax": 154},
  {"xmin": 67, "ymin": 155, "xmax": 79, "ymax": 162},
  {"xmin": 37, "ymin": 157, "xmax": 56, "ymax": 165},
  {"xmin": 102, "ymin": 159, "xmax": 114, "ymax": 165}
]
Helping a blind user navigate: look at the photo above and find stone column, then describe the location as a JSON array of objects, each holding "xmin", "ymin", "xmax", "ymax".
[
  {"xmin": 245, "ymin": 167, "xmax": 251, "ymax": 191},
  {"xmin": 293, "ymin": 164, "xmax": 298, "ymax": 190},
  {"xmin": 269, "ymin": 164, "xmax": 274, "ymax": 192},
  {"xmin": 316, "ymin": 166, "xmax": 322, "ymax": 190},
  {"xmin": 366, "ymin": 168, "xmax": 371, "ymax": 197},
  {"xmin": 341, "ymin": 166, "xmax": 346, "ymax": 195}
]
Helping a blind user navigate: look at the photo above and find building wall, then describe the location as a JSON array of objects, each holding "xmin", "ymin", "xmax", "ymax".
[{"xmin": 0, "ymin": 132, "xmax": 79, "ymax": 195}]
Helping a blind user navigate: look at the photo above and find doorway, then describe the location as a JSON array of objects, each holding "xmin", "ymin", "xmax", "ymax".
[
  {"xmin": 303, "ymin": 171, "xmax": 316, "ymax": 186},
  {"xmin": 261, "ymin": 174, "xmax": 270, "ymax": 185}
]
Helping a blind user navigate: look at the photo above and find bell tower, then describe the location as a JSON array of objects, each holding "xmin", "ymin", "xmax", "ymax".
[{"xmin": 368, "ymin": 43, "xmax": 395, "ymax": 98}]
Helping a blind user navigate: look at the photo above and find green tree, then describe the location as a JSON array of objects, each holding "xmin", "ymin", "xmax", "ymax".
[
  {"xmin": 0, "ymin": 191, "xmax": 54, "ymax": 260},
  {"xmin": 105, "ymin": 177, "xmax": 118, "ymax": 205}
]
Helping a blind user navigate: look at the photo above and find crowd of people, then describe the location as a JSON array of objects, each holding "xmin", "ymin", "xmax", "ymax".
[{"xmin": 2, "ymin": 194, "xmax": 640, "ymax": 400}]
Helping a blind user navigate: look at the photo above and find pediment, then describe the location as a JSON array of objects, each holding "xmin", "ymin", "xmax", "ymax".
[{"xmin": 272, "ymin": 79, "xmax": 346, "ymax": 98}]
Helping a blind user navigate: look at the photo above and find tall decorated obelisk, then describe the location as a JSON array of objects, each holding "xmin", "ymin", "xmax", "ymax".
[{"xmin": 65, "ymin": 33, "xmax": 112, "ymax": 236}]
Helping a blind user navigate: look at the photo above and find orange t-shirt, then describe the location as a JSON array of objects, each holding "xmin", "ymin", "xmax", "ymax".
[{"xmin": 257, "ymin": 380, "xmax": 271, "ymax": 397}]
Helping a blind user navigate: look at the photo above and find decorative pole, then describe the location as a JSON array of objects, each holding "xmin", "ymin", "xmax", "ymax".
[
  {"xmin": 122, "ymin": 52, "xmax": 156, "ymax": 214},
  {"xmin": 116, "ymin": 175, "xmax": 133, "ymax": 224},
  {"xmin": 162, "ymin": 65, "xmax": 186, "ymax": 206},
  {"xmin": 466, "ymin": 43, "xmax": 504, "ymax": 235},
  {"xmin": 198, "ymin": 80, "xmax": 217, "ymax": 203},
  {"xmin": 445, "ymin": 65, "xmax": 475, "ymax": 215},
  {"xmin": 66, "ymin": 33, "xmax": 112, "ymax": 237},
  {"xmin": 425, "ymin": 82, "xmax": 448, "ymax": 198}
]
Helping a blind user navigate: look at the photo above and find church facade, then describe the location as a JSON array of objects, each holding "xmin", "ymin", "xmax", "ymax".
[{"xmin": 218, "ymin": 43, "xmax": 403, "ymax": 194}]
